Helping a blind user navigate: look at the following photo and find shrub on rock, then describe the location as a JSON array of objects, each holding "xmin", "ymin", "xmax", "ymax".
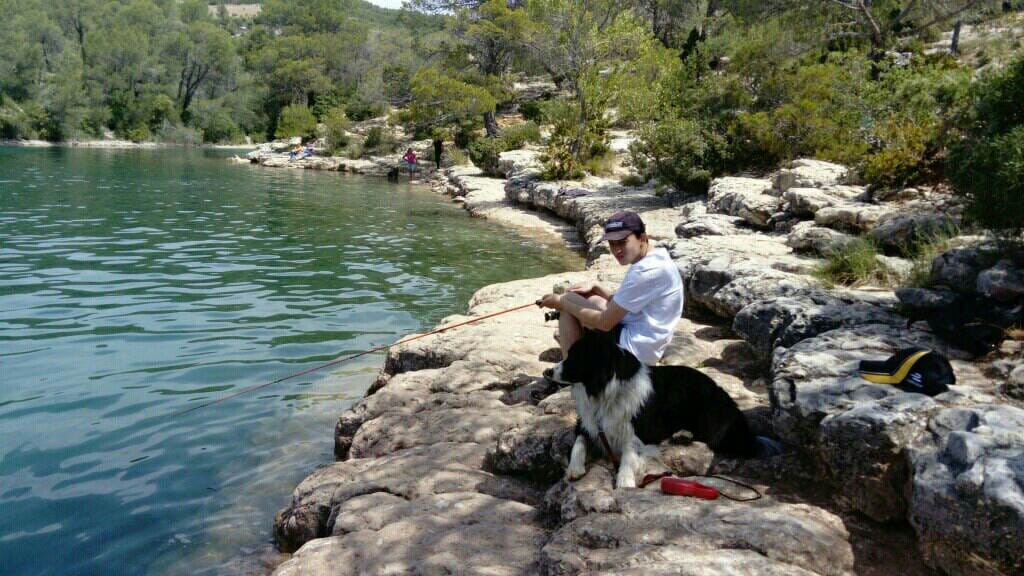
[
  {"xmin": 948, "ymin": 52, "xmax": 1024, "ymax": 238},
  {"xmin": 275, "ymin": 104, "xmax": 317, "ymax": 140}
]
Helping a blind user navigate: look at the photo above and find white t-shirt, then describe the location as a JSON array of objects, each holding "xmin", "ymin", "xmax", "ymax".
[{"xmin": 611, "ymin": 247, "xmax": 684, "ymax": 365}]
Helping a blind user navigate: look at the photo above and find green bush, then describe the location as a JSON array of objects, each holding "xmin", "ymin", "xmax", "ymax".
[
  {"xmin": 322, "ymin": 107, "xmax": 350, "ymax": 154},
  {"xmin": 466, "ymin": 122, "xmax": 543, "ymax": 176},
  {"xmin": 862, "ymin": 119, "xmax": 931, "ymax": 187},
  {"xmin": 125, "ymin": 123, "xmax": 151, "ymax": 143},
  {"xmin": 159, "ymin": 125, "xmax": 203, "ymax": 145},
  {"xmin": 519, "ymin": 100, "xmax": 544, "ymax": 122},
  {"xmin": 631, "ymin": 118, "xmax": 725, "ymax": 193},
  {"xmin": 540, "ymin": 99, "xmax": 608, "ymax": 181},
  {"xmin": 345, "ymin": 140, "xmax": 364, "ymax": 159},
  {"xmin": 813, "ymin": 238, "xmax": 898, "ymax": 288},
  {"xmin": 447, "ymin": 147, "xmax": 470, "ymax": 166},
  {"xmin": 275, "ymin": 104, "xmax": 317, "ymax": 140},
  {"xmin": 0, "ymin": 99, "xmax": 34, "ymax": 139},
  {"xmin": 454, "ymin": 122, "xmax": 477, "ymax": 149},
  {"xmin": 363, "ymin": 126, "xmax": 398, "ymax": 155},
  {"xmin": 501, "ymin": 121, "xmax": 542, "ymax": 148},
  {"xmin": 949, "ymin": 126, "xmax": 1024, "ymax": 237},
  {"xmin": 947, "ymin": 53, "xmax": 1024, "ymax": 237},
  {"xmin": 346, "ymin": 99, "xmax": 388, "ymax": 121},
  {"xmin": 468, "ymin": 137, "xmax": 504, "ymax": 175},
  {"xmin": 194, "ymin": 108, "xmax": 241, "ymax": 143}
]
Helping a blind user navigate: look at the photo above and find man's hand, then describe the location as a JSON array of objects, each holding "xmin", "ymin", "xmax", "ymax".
[
  {"xmin": 539, "ymin": 293, "xmax": 563, "ymax": 310},
  {"xmin": 568, "ymin": 281, "xmax": 605, "ymax": 299}
]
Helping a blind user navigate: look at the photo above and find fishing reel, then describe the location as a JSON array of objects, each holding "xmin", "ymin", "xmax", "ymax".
[{"xmin": 541, "ymin": 281, "xmax": 570, "ymax": 322}]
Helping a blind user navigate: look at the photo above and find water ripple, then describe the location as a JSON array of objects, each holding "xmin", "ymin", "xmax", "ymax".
[{"xmin": 0, "ymin": 146, "xmax": 582, "ymax": 576}]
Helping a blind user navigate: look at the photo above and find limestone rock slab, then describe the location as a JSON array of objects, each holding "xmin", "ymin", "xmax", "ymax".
[
  {"xmin": 541, "ymin": 488, "xmax": 855, "ymax": 576},
  {"xmin": 909, "ymin": 405, "xmax": 1024, "ymax": 576},
  {"xmin": 774, "ymin": 159, "xmax": 850, "ymax": 193},
  {"xmin": 707, "ymin": 176, "xmax": 780, "ymax": 228},
  {"xmin": 273, "ymin": 442, "xmax": 538, "ymax": 552}
]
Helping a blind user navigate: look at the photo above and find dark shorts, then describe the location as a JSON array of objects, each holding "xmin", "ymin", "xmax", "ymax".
[{"xmin": 583, "ymin": 324, "xmax": 635, "ymax": 359}]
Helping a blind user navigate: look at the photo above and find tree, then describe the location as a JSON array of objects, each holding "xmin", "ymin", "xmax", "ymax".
[
  {"xmin": 826, "ymin": 0, "xmax": 994, "ymax": 50},
  {"xmin": 275, "ymin": 103, "xmax": 317, "ymax": 139},
  {"xmin": 524, "ymin": 1, "xmax": 644, "ymax": 164},
  {"xmin": 405, "ymin": 66, "xmax": 496, "ymax": 134},
  {"xmin": 454, "ymin": 0, "xmax": 529, "ymax": 135},
  {"xmin": 166, "ymin": 21, "xmax": 237, "ymax": 122}
]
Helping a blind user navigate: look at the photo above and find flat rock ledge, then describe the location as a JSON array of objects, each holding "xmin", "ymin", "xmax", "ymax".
[
  {"xmin": 270, "ymin": 154, "xmax": 1023, "ymax": 576},
  {"xmin": 271, "ymin": 273, "xmax": 858, "ymax": 576}
]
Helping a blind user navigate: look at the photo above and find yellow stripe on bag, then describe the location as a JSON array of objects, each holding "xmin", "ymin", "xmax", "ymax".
[{"xmin": 859, "ymin": 350, "xmax": 932, "ymax": 385}]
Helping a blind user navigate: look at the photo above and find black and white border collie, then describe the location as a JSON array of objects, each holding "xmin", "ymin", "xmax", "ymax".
[{"xmin": 547, "ymin": 328, "xmax": 766, "ymax": 488}]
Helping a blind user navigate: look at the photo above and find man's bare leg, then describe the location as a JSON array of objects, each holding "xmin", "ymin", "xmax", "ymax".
[{"xmin": 558, "ymin": 293, "xmax": 607, "ymax": 359}]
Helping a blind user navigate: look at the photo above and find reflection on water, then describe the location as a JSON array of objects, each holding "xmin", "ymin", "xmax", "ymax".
[{"xmin": 0, "ymin": 147, "xmax": 582, "ymax": 576}]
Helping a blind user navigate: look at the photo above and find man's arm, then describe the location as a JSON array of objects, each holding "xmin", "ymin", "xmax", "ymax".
[{"xmin": 561, "ymin": 296, "xmax": 628, "ymax": 332}]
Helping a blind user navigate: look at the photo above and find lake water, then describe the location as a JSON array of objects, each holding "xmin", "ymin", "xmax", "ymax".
[{"xmin": 0, "ymin": 147, "xmax": 582, "ymax": 576}]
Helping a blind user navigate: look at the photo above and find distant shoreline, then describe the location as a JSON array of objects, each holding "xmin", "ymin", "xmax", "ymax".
[{"xmin": 1, "ymin": 139, "xmax": 260, "ymax": 150}]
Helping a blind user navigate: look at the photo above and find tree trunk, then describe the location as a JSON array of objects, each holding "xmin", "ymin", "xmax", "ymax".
[
  {"xmin": 483, "ymin": 111, "xmax": 499, "ymax": 138},
  {"xmin": 951, "ymin": 20, "xmax": 962, "ymax": 54}
]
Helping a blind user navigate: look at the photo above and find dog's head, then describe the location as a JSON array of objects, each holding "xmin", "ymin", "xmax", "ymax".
[{"xmin": 548, "ymin": 330, "xmax": 639, "ymax": 396}]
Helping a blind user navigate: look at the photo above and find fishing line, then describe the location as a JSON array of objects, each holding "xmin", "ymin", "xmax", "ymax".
[{"xmin": 166, "ymin": 300, "xmax": 541, "ymax": 419}]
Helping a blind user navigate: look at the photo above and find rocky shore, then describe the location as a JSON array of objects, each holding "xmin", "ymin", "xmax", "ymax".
[{"xmin": 253, "ymin": 144, "xmax": 1023, "ymax": 575}]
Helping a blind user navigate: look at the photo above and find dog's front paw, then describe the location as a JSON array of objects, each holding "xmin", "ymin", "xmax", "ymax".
[
  {"xmin": 616, "ymin": 469, "xmax": 637, "ymax": 489},
  {"xmin": 565, "ymin": 462, "xmax": 586, "ymax": 481}
]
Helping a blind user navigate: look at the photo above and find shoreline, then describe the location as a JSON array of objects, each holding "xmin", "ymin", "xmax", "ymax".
[
  {"xmin": 255, "ymin": 148, "xmax": 1023, "ymax": 576},
  {"xmin": 1, "ymin": 139, "xmax": 260, "ymax": 150}
]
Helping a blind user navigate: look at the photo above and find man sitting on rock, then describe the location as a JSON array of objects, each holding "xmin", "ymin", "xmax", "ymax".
[{"xmin": 539, "ymin": 210, "xmax": 684, "ymax": 366}]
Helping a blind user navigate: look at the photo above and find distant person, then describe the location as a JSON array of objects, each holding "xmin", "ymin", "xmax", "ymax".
[
  {"xmin": 432, "ymin": 138, "xmax": 443, "ymax": 170},
  {"xmin": 402, "ymin": 148, "xmax": 418, "ymax": 179}
]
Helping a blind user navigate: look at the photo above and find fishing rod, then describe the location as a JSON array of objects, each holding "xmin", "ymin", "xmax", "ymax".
[{"xmin": 167, "ymin": 300, "xmax": 543, "ymax": 419}]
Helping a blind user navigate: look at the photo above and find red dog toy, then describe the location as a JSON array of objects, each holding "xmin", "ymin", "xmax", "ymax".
[{"xmin": 660, "ymin": 477, "xmax": 720, "ymax": 500}]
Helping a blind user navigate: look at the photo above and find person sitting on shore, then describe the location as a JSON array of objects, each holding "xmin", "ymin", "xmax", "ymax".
[
  {"xmin": 402, "ymin": 148, "xmax": 418, "ymax": 179},
  {"xmin": 538, "ymin": 210, "xmax": 683, "ymax": 367}
]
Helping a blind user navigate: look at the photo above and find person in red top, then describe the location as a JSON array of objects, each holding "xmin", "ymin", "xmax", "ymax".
[{"xmin": 402, "ymin": 148, "xmax": 417, "ymax": 179}]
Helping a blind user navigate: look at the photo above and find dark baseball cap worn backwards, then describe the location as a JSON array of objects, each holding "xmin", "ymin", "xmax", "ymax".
[
  {"xmin": 858, "ymin": 347, "xmax": 955, "ymax": 397},
  {"xmin": 600, "ymin": 210, "xmax": 646, "ymax": 241}
]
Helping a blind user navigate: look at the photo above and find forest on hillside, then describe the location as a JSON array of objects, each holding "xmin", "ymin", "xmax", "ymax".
[{"xmin": 1, "ymin": 0, "xmax": 1022, "ymax": 234}]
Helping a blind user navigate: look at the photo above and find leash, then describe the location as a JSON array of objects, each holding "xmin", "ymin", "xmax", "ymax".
[
  {"xmin": 166, "ymin": 300, "xmax": 542, "ymax": 419},
  {"xmin": 643, "ymin": 473, "xmax": 763, "ymax": 501},
  {"xmin": 601, "ymin": 431, "xmax": 762, "ymax": 502}
]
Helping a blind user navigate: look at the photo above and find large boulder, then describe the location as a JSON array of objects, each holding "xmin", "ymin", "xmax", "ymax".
[
  {"xmin": 977, "ymin": 259, "xmax": 1024, "ymax": 303},
  {"xmin": 786, "ymin": 222, "xmax": 858, "ymax": 257},
  {"xmin": 784, "ymin": 186, "xmax": 865, "ymax": 217},
  {"xmin": 497, "ymin": 149, "xmax": 543, "ymax": 179},
  {"xmin": 768, "ymin": 324, "xmax": 980, "ymax": 521},
  {"xmin": 733, "ymin": 290, "xmax": 904, "ymax": 360},
  {"xmin": 273, "ymin": 442, "xmax": 539, "ymax": 553},
  {"xmin": 908, "ymin": 405, "xmax": 1024, "ymax": 576},
  {"xmin": 814, "ymin": 203, "xmax": 893, "ymax": 233},
  {"xmin": 541, "ymin": 488, "xmax": 856, "ymax": 576},
  {"xmin": 273, "ymin": 491, "xmax": 547, "ymax": 576},
  {"xmin": 707, "ymin": 177, "xmax": 781, "ymax": 228},
  {"xmin": 675, "ymin": 213, "xmax": 749, "ymax": 238},
  {"xmin": 486, "ymin": 413, "xmax": 576, "ymax": 483},
  {"xmin": 895, "ymin": 288, "xmax": 1022, "ymax": 356},
  {"xmin": 774, "ymin": 159, "xmax": 850, "ymax": 193},
  {"xmin": 819, "ymin": 394, "xmax": 939, "ymax": 521},
  {"xmin": 869, "ymin": 211, "xmax": 958, "ymax": 253},
  {"xmin": 929, "ymin": 245, "xmax": 999, "ymax": 293},
  {"xmin": 686, "ymin": 255, "xmax": 818, "ymax": 318}
]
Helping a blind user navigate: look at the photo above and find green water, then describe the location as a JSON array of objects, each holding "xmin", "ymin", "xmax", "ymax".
[{"xmin": 0, "ymin": 147, "xmax": 582, "ymax": 576}]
